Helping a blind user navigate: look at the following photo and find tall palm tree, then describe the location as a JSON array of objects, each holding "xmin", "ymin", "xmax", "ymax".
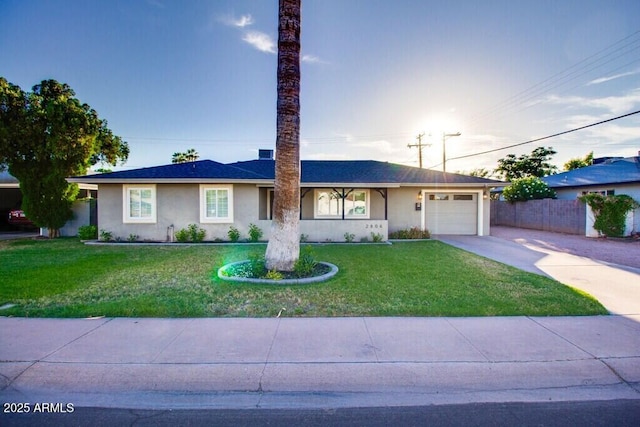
[
  {"xmin": 184, "ymin": 148, "xmax": 199, "ymax": 162},
  {"xmin": 171, "ymin": 148, "xmax": 199, "ymax": 164},
  {"xmin": 171, "ymin": 152, "xmax": 186, "ymax": 164},
  {"xmin": 265, "ymin": 0, "xmax": 301, "ymax": 271}
]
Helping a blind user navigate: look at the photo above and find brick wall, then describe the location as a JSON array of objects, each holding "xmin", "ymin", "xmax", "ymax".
[{"xmin": 491, "ymin": 199, "xmax": 586, "ymax": 235}]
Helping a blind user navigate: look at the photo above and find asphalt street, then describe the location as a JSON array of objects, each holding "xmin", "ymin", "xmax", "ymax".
[{"xmin": 2, "ymin": 400, "xmax": 640, "ymax": 427}]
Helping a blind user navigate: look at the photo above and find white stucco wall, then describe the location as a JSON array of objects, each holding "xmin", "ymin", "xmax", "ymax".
[
  {"xmin": 97, "ymin": 183, "xmax": 491, "ymax": 241},
  {"xmin": 98, "ymin": 183, "xmax": 264, "ymax": 241},
  {"xmin": 387, "ymin": 187, "xmax": 423, "ymax": 232}
]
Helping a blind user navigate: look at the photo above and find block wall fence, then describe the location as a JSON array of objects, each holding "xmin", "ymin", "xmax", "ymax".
[{"xmin": 490, "ymin": 199, "xmax": 586, "ymax": 235}]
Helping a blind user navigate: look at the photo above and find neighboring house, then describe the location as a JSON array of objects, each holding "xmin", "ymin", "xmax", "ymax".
[
  {"xmin": 68, "ymin": 153, "xmax": 502, "ymax": 241},
  {"xmin": 0, "ymin": 169, "xmax": 97, "ymax": 235},
  {"xmin": 0, "ymin": 170, "xmax": 22, "ymax": 230},
  {"xmin": 542, "ymin": 155, "xmax": 640, "ymax": 233}
]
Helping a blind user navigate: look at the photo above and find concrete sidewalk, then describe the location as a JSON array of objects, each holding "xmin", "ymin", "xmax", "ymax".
[{"xmin": 1, "ymin": 316, "xmax": 639, "ymax": 409}]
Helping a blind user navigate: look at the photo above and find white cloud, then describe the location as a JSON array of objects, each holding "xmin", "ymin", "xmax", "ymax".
[
  {"xmin": 218, "ymin": 14, "xmax": 322, "ymax": 61},
  {"xmin": 587, "ymin": 69, "xmax": 640, "ymax": 85},
  {"xmin": 220, "ymin": 13, "xmax": 254, "ymax": 28},
  {"xmin": 302, "ymin": 54, "xmax": 325, "ymax": 64},
  {"xmin": 539, "ymin": 88, "xmax": 640, "ymax": 115},
  {"xmin": 567, "ymin": 120, "xmax": 640, "ymax": 143},
  {"xmin": 242, "ymin": 31, "xmax": 276, "ymax": 54}
]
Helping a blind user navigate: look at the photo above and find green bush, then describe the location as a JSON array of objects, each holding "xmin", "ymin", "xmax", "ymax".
[
  {"xmin": 294, "ymin": 246, "xmax": 318, "ymax": 277},
  {"xmin": 188, "ymin": 224, "xmax": 206, "ymax": 242},
  {"xmin": 503, "ymin": 176, "xmax": 556, "ymax": 202},
  {"xmin": 344, "ymin": 232, "xmax": 355, "ymax": 243},
  {"xmin": 248, "ymin": 223, "xmax": 263, "ymax": 242},
  {"xmin": 263, "ymin": 270, "xmax": 284, "ymax": 280},
  {"xmin": 370, "ymin": 232, "xmax": 384, "ymax": 242},
  {"xmin": 579, "ymin": 193, "xmax": 638, "ymax": 237},
  {"xmin": 247, "ymin": 254, "xmax": 266, "ymax": 277},
  {"xmin": 175, "ymin": 228, "xmax": 190, "ymax": 243},
  {"xmin": 228, "ymin": 226, "xmax": 240, "ymax": 242},
  {"xmin": 99, "ymin": 229, "xmax": 113, "ymax": 241},
  {"xmin": 175, "ymin": 224, "xmax": 206, "ymax": 242},
  {"xmin": 389, "ymin": 227, "xmax": 431, "ymax": 239},
  {"xmin": 78, "ymin": 225, "xmax": 98, "ymax": 240}
]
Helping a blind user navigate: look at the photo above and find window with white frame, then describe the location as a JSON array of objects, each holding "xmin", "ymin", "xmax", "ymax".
[
  {"xmin": 314, "ymin": 189, "xmax": 369, "ymax": 218},
  {"xmin": 200, "ymin": 185, "xmax": 233, "ymax": 223},
  {"xmin": 123, "ymin": 185, "xmax": 156, "ymax": 223}
]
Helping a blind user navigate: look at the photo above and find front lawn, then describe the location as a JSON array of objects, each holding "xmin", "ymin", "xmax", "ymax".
[{"xmin": 0, "ymin": 238, "xmax": 606, "ymax": 317}]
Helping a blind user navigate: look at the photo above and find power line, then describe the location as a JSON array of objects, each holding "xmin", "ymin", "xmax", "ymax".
[
  {"xmin": 447, "ymin": 109, "xmax": 640, "ymax": 162},
  {"xmin": 467, "ymin": 30, "xmax": 640, "ymax": 127},
  {"xmin": 122, "ymin": 133, "xmax": 414, "ymax": 146}
]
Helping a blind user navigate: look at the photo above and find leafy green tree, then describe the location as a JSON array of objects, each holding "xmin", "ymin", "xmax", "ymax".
[
  {"xmin": 495, "ymin": 146, "xmax": 557, "ymax": 181},
  {"xmin": 0, "ymin": 78, "xmax": 128, "ymax": 237},
  {"xmin": 466, "ymin": 167, "xmax": 496, "ymax": 179},
  {"xmin": 171, "ymin": 148, "xmax": 199, "ymax": 163},
  {"xmin": 502, "ymin": 176, "xmax": 556, "ymax": 202},
  {"xmin": 563, "ymin": 151, "xmax": 593, "ymax": 171}
]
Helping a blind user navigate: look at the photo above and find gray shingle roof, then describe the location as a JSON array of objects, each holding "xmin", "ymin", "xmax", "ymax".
[
  {"xmin": 543, "ymin": 157, "xmax": 640, "ymax": 188},
  {"xmin": 232, "ymin": 160, "xmax": 502, "ymax": 185},
  {"xmin": 71, "ymin": 159, "xmax": 504, "ymax": 186},
  {"xmin": 71, "ymin": 160, "xmax": 271, "ymax": 181}
]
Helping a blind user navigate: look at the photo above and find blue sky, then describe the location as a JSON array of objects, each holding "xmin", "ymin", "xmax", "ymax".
[{"xmin": 1, "ymin": 0, "xmax": 639, "ymax": 173}]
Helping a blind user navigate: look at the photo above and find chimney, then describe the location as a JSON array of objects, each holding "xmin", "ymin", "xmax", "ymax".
[{"xmin": 258, "ymin": 149, "xmax": 274, "ymax": 160}]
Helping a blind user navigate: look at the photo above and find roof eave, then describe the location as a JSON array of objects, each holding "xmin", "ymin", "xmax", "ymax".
[
  {"xmin": 549, "ymin": 179, "xmax": 640, "ymax": 189},
  {"xmin": 67, "ymin": 179, "xmax": 502, "ymax": 188}
]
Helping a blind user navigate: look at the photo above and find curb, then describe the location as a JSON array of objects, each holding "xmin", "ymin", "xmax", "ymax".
[{"xmin": 218, "ymin": 261, "xmax": 339, "ymax": 285}]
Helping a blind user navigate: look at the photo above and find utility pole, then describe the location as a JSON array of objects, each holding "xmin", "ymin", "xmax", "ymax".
[
  {"xmin": 407, "ymin": 133, "xmax": 430, "ymax": 168},
  {"xmin": 442, "ymin": 132, "xmax": 461, "ymax": 173}
]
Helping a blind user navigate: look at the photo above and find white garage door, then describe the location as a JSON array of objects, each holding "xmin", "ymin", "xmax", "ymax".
[{"xmin": 425, "ymin": 193, "xmax": 477, "ymax": 235}]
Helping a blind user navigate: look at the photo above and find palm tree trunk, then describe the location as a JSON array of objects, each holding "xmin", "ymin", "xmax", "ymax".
[{"xmin": 265, "ymin": 0, "xmax": 301, "ymax": 271}]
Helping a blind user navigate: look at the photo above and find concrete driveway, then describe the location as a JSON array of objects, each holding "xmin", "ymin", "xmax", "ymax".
[
  {"xmin": 0, "ymin": 231, "xmax": 39, "ymax": 241},
  {"xmin": 492, "ymin": 226, "xmax": 640, "ymax": 270},
  {"xmin": 437, "ymin": 226, "xmax": 640, "ymax": 317}
]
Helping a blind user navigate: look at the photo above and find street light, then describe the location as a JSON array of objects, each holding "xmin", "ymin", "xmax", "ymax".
[{"xmin": 442, "ymin": 132, "xmax": 461, "ymax": 173}]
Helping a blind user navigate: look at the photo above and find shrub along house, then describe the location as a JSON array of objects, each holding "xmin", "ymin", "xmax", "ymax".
[{"xmin": 68, "ymin": 152, "xmax": 502, "ymax": 242}]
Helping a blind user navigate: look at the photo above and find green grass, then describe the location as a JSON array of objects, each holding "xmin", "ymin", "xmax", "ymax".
[{"xmin": 0, "ymin": 238, "xmax": 607, "ymax": 318}]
